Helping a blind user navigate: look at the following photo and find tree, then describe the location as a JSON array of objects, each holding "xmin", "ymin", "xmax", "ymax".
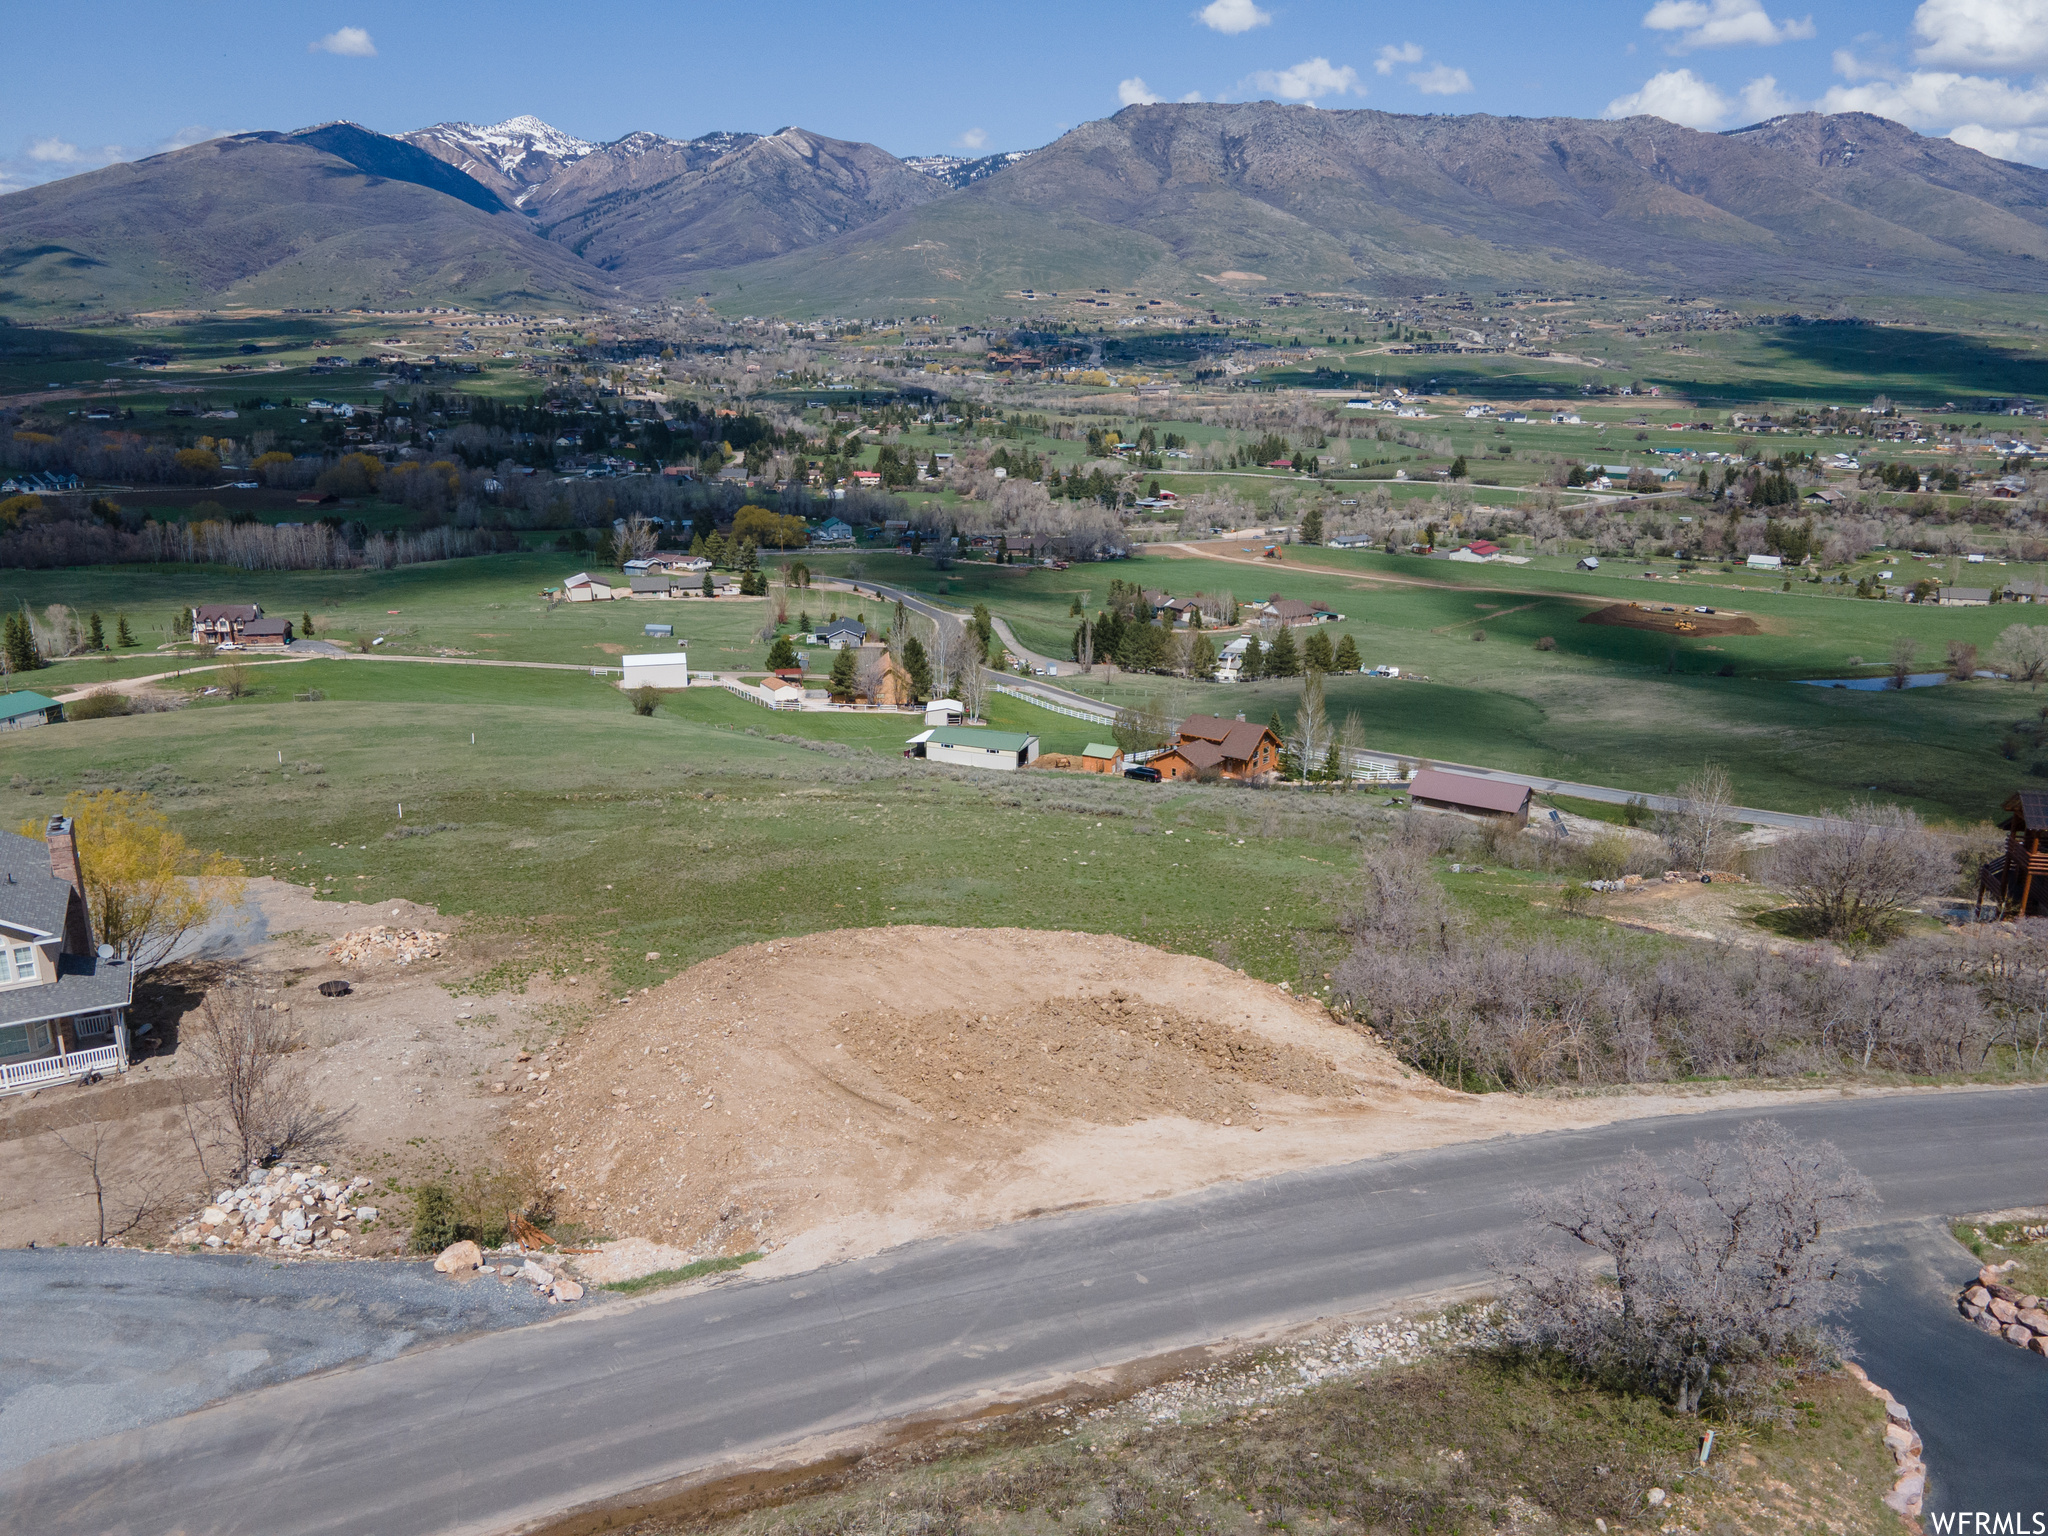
[
  {"xmin": 1768, "ymin": 802, "xmax": 1940, "ymax": 939},
  {"xmin": 27, "ymin": 790, "xmax": 244, "ymax": 974},
  {"xmin": 766, "ymin": 635, "xmax": 798, "ymax": 671},
  {"xmin": 300, "ymin": 612, "xmax": 314, "ymax": 639},
  {"xmin": 1992, "ymin": 624, "xmax": 2048, "ymax": 687},
  {"xmin": 1887, "ymin": 634, "xmax": 1916, "ymax": 689},
  {"xmin": 957, "ymin": 645, "xmax": 991, "ymax": 721},
  {"xmin": 1112, "ymin": 696, "xmax": 1172, "ymax": 755},
  {"xmin": 1287, "ymin": 670, "xmax": 1331, "ymax": 781},
  {"xmin": 115, "ymin": 614, "xmax": 136, "ymax": 648},
  {"xmin": 1189, "ymin": 631, "xmax": 1219, "ymax": 679},
  {"xmin": 630, "ymin": 684, "xmax": 659, "ymax": 716},
  {"xmin": 1492, "ymin": 1122, "xmax": 1874, "ymax": 1416},
  {"xmin": 828, "ymin": 645, "xmax": 859, "ymax": 702},
  {"xmin": 1448, "ymin": 455, "xmax": 1468, "ymax": 480},
  {"xmin": 1266, "ymin": 624, "xmax": 1300, "ymax": 677},
  {"xmin": 1333, "ymin": 633, "xmax": 1361, "ymax": 672},
  {"xmin": 180, "ymin": 981, "xmax": 347, "ymax": 1177},
  {"xmin": 3, "ymin": 608, "xmax": 44, "ymax": 673},
  {"xmin": 702, "ymin": 571, "xmax": 716, "ymax": 598},
  {"xmin": 1659, "ymin": 764, "xmax": 1736, "ymax": 876},
  {"xmin": 1947, "ymin": 639, "xmax": 1980, "ymax": 682},
  {"xmin": 52, "ymin": 1108, "xmax": 172, "ymax": 1247},
  {"xmin": 901, "ymin": 635, "xmax": 933, "ymax": 701},
  {"xmin": 1303, "ymin": 628, "xmax": 1335, "ymax": 673},
  {"xmin": 86, "ymin": 612, "xmax": 105, "ymax": 651},
  {"xmin": 1299, "ymin": 505, "xmax": 1325, "ymax": 545},
  {"xmin": 1239, "ymin": 636, "xmax": 1265, "ymax": 681}
]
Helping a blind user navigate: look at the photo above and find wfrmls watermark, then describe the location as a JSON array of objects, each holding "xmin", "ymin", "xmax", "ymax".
[{"xmin": 1928, "ymin": 1515, "xmax": 2048, "ymax": 1534}]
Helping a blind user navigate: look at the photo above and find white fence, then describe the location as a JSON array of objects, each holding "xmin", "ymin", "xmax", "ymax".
[
  {"xmin": 0, "ymin": 1042, "xmax": 123, "ymax": 1096},
  {"xmin": 992, "ymin": 683, "xmax": 1118, "ymax": 724}
]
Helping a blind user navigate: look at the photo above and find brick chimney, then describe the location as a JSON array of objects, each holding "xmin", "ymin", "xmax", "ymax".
[{"xmin": 46, "ymin": 815, "xmax": 92, "ymax": 954}]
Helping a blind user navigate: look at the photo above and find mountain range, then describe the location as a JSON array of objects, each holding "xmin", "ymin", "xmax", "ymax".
[{"xmin": 6, "ymin": 104, "xmax": 2048, "ymax": 316}]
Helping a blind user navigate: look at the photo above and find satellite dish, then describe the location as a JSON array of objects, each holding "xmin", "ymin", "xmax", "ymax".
[{"xmin": 97, "ymin": 943, "xmax": 115, "ymax": 960}]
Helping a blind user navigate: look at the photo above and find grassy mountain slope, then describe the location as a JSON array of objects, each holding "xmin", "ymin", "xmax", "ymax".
[{"xmin": 0, "ymin": 133, "xmax": 615, "ymax": 315}]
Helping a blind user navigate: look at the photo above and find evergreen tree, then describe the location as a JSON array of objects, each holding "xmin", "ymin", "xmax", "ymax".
[
  {"xmin": 901, "ymin": 636, "xmax": 933, "ymax": 701},
  {"xmin": 86, "ymin": 612, "xmax": 105, "ymax": 651},
  {"xmin": 115, "ymin": 614, "xmax": 136, "ymax": 648},
  {"xmin": 1322, "ymin": 740, "xmax": 1343, "ymax": 782},
  {"xmin": 1239, "ymin": 636, "xmax": 1265, "ymax": 680},
  {"xmin": 1333, "ymin": 633, "xmax": 1361, "ymax": 672},
  {"xmin": 828, "ymin": 644, "xmax": 859, "ymax": 701},
  {"xmin": 1189, "ymin": 632, "xmax": 1218, "ymax": 678},
  {"xmin": 301, "ymin": 611, "xmax": 315, "ymax": 638},
  {"xmin": 702, "ymin": 571, "xmax": 716, "ymax": 597},
  {"xmin": 1299, "ymin": 505, "xmax": 1324, "ymax": 544},
  {"xmin": 1449, "ymin": 455, "xmax": 1468, "ymax": 479},
  {"xmin": 3, "ymin": 609, "xmax": 43, "ymax": 673},
  {"xmin": 1267, "ymin": 624, "xmax": 1300, "ymax": 677},
  {"xmin": 766, "ymin": 635, "xmax": 798, "ymax": 670},
  {"xmin": 1303, "ymin": 628, "xmax": 1334, "ymax": 672}
]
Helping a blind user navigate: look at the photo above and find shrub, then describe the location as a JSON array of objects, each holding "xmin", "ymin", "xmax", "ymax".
[
  {"xmin": 410, "ymin": 1182, "xmax": 459, "ymax": 1253},
  {"xmin": 1534, "ymin": 635, "xmax": 1557, "ymax": 651},
  {"xmin": 1472, "ymin": 628, "xmax": 1486, "ymax": 642},
  {"xmin": 630, "ymin": 684, "xmax": 659, "ymax": 716},
  {"xmin": 67, "ymin": 689, "xmax": 129, "ymax": 720}
]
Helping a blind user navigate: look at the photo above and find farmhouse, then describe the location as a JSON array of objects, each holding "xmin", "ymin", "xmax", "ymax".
[
  {"xmin": 241, "ymin": 617, "xmax": 294, "ymax": 649},
  {"xmin": 0, "ymin": 818, "xmax": 136, "ymax": 1097},
  {"xmin": 1940, "ymin": 587, "xmax": 1993, "ymax": 606},
  {"xmin": 1408, "ymin": 768, "xmax": 1532, "ymax": 825},
  {"xmin": 0, "ymin": 692, "xmax": 64, "ymax": 732},
  {"xmin": 192, "ymin": 603, "xmax": 262, "ymax": 644},
  {"xmin": 629, "ymin": 575, "xmax": 679, "ymax": 598},
  {"xmin": 1254, "ymin": 597, "xmax": 1340, "ymax": 626},
  {"xmin": 1149, "ymin": 715, "xmax": 1282, "ymax": 781},
  {"xmin": 815, "ymin": 618, "xmax": 868, "ymax": 648},
  {"xmin": 906, "ymin": 726, "xmax": 1040, "ymax": 770}
]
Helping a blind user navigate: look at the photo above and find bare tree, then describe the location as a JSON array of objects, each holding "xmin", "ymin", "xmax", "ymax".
[
  {"xmin": 181, "ymin": 983, "xmax": 348, "ymax": 1176},
  {"xmin": 854, "ymin": 646, "xmax": 888, "ymax": 704},
  {"xmin": 51, "ymin": 1109, "xmax": 175, "ymax": 1246},
  {"xmin": 1768, "ymin": 801, "xmax": 1942, "ymax": 939},
  {"xmin": 1336, "ymin": 710, "xmax": 1368, "ymax": 786},
  {"xmin": 1992, "ymin": 623, "xmax": 2048, "ymax": 687},
  {"xmin": 956, "ymin": 645, "xmax": 990, "ymax": 722},
  {"xmin": 1659, "ymin": 764, "xmax": 1737, "ymax": 876},
  {"xmin": 1287, "ymin": 669, "xmax": 1331, "ymax": 780},
  {"xmin": 618, "ymin": 515, "xmax": 659, "ymax": 564},
  {"xmin": 1491, "ymin": 1121, "xmax": 1875, "ymax": 1417},
  {"xmin": 1887, "ymin": 634, "xmax": 1916, "ymax": 690},
  {"xmin": 1947, "ymin": 639, "xmax": 1980, "ymax": 682}
]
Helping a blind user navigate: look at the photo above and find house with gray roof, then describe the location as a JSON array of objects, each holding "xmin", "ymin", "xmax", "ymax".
[{"xmin": 0, "ymin": 818, "xmax": 136, "ymax": 1095}]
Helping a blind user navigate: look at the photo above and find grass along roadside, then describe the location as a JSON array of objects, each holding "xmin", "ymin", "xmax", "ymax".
[
  {"xmin": 603, "ymin": 1251, "xmax": 763, "ymax": 1296},
  {"xmin": 593, "ymin": 1306, "xmax": 1903, "ymax": 1536}
]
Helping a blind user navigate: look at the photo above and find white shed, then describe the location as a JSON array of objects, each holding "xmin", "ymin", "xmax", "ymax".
[
  {"xmin": 924, "ymin": 699, "xmax": 964, "ymax": 727},
  {"xmin": 621, "ymin": 652, "xmax": 690, "ymax": 688}
]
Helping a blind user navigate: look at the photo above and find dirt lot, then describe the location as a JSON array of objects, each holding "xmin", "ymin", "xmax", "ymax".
[
  {"xmin": 1579, "ymin": 601, "xmax": 1763, "ymax": 637},
  {"xmin": 505, "ymin": 925, "xmax": 1893, "ymax": 1279}
]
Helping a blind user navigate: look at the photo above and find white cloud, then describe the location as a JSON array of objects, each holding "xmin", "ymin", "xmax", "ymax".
[
  {"xmin": 1248, "ymin": 57, "xmax": 1364, "ymax": 101},
  {"xmin": 1375, "ymin": 42, "xmax": 1424, "ymax": 75},
  {"xmin": 1118, "ymin": 76, "xmax": 1163, "ymax": 106},
  {"xmin": 955, "ymin": 128, "xmax": 988, "ymax": 150},
  {"xmin": 310, "ymin": 26, "xmax": 377, "ymax": 57},
  {"xmin": 1196, "ymin": 0, "xmax": 1271, "ymax": 33},
  {"xmin": 1643, "ymin": 0, "xmax": 1815, "ymax": 50},
  {"xmin": 1605, "ymin": 67, "xmax": 1736, "ymax": 127},
  {"xmin": 1948, "ymin": 120, "xmax": 2048, "ymax": 157},
  {"xmin": 1818, "ymin": 66, "xmax": 2048, "ymax": 126},
  {"xmin": 1738, "ymin": 73, "xmax": 1805, "ymax": 116},
  {"xmin": 27, "ymin": 137, "xmax": 85, "ymax": 163},
  {"xmin": 1914, "ymin": 0, "xmax": 2048, "ymax": 70},
  {"xmin": 1410, "ymin": 63, "xmax": 1473, "ymax": 94},
  {"xmin": 1180, "ymin": 89, "xmax": 1206, "ymax": 101},
  {"xmin": 2, "ymin": 123, "xmax": 228, "ymax": 194}
]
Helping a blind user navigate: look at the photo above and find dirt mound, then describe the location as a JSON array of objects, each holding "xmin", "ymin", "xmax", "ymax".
[
  {"xmin": 1580, "ymin": 602, "xmax": 1762, "ymax": 637},
  {"xmin": 506, "ymin": 927, "xmax": 1439, "ymax": 1272},
  {"xmin": 327, "ymin": 925, "xmax": 447, "ymax": 965}
]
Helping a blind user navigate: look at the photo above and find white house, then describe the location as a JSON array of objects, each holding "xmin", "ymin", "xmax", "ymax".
[{"xmin": 621, "ymin": 652, "xmax": 690, "ymax": 688}]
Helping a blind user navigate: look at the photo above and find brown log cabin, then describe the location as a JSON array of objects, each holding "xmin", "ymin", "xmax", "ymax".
[{"xmin": 1976, "ymin": 790, "xmax": 2048, "ymax": 917}]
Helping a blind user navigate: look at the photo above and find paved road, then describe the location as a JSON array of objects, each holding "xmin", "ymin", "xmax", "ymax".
[{"xmin": 7, "ymin": 1087, "xmax": 2045, "ymax": 1535}]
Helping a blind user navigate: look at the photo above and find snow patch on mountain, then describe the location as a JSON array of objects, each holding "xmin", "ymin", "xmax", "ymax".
[{"xmin": 904, "ymin": 149, "xmax": 1034, "ymax": 188}]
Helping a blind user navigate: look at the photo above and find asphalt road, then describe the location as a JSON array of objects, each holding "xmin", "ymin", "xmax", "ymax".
[{"xmin": 7, "ymin": 1087, "xmax": 2046, "ymax": 1535}]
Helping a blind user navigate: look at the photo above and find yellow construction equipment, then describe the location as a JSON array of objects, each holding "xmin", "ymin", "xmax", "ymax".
[{"xmin": 1674, "ymin": 619, "xmax": 1697, "ymax": 631}]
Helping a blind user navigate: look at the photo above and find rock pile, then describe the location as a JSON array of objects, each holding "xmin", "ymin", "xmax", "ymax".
[
  {"xmin": 1959, "ymin": 1262, "xmax": 2048, "ymax": 1355},
  {"xmin": 170, "ymin": 1163, "xmax": 381, "ymax": 1255},
  {"xmin": 327, "ymin": 926, "xmax": 446, "ymax": 966},
  {"xmin": 1843, "ymin": 1363, "xmax": 1925, "ymax": 1519},
  {"xmin": 433, "ymin": 1240, "xmax": 586, "ymax": 1303}
]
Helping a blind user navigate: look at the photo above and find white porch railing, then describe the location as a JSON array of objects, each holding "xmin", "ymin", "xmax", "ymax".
[{"xmin": 0, "ymin": 1042, "xmax": 123, "ymax": 1095}]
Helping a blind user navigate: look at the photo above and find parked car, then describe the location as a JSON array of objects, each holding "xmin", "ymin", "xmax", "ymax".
[{"xmin": 1123, "ymin": 765, "xmax": 1162, "ymax": 782}]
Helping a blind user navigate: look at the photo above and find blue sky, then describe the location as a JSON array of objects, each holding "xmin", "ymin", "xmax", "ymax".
[{"xmin": 8, "ymin": 0, "xmax": 2048, "ymax": 193}]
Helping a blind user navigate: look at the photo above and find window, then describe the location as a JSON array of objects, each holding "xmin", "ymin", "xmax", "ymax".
[
  {"xmin": 10, "ymin": 946, "xmax": 34, "ymax": 982},
  {"xmin": 0, "ymin": 1021, "xmax": 51, "ymax": 1060}
]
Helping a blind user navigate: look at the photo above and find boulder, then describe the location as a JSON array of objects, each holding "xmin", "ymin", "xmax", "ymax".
[
  {"xmin": 1963, "ymin": 1301, "xmax": 1985, "ymax": 1321},
  {"xmin": 1885, "ymin": 1472, "xmax": 1926, "ymax": 1517},
  {"xmin": 2031, "ymin": 1335, "xmax": 2048, "ymax": 1356},
  {"xmin": 2007, "ymin": 1323, "xmax": 2036, "ymax": 1347},
  {"xmin": 199, "ymin": 1207, "xmax": 228, "ymax": 1227},
  {"xmin": 1883, "ymin": 1398, "xmax": 1910, "ymax": 1426},
  {"xmin": 549, "ymin": 1277, "xmax": 585, "ymax": 1302},
  {"xmin": 433, "ymin": 1240, "xmax": 483, "ymax": 1273},
  {"xmin": 1976, "ymin": 1313, "xmax": 2005, "ymax": 1334},
  {"xmin": 518, "ymin": 1259, "xmax": 553, "ymax": 1287},
  {"xmin": 1966, "ymin": 1285, "xmax": 1991, "ymax": 1308},
  {"xmin": 2017, "ymin": 1307, "xmax": 2048, "ymax": 1333},
  {"xmin": 1990, "ymin": 1297, "xmax": 2020, "ymax": 1324}
]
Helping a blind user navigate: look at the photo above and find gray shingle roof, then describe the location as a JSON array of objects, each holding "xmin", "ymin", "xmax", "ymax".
[
  {"xmin": 0, "ymin": 951, "xmax": 133, "ymax": 1028},
  {"xmin": 0, "ymin": 830, "xmax": 73, "ymax": 940}
]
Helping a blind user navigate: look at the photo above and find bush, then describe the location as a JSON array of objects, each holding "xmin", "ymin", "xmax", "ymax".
[
  {"xmin": 630, "ymin": 684, "xmax": 659, "ymax": 716},
  {"xmin": 1534, "ymin": 635, "xmax": 1556, "ymax": 651},
  {"xmin": 67, "ymin": 689, "xmax": 128, "ymax": 720},
  {"xmin": 410, "ymin": 1165, "xmax": 545, "ymax": 1252},
  {"xmin": 409, "ymin": 1182, "xmax": 459, "ymax": 1253},
  {"xmin": 1472, "ymin": 628, "xmax": 1486, "ymax": 642}
]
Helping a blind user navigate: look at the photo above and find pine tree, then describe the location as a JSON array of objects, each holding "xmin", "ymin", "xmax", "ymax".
[
  {"xmin": 828, "ymin": 645, "xmax": 859, "ymax": 701},
  {"xmin": 1333, "ymin": 633, "xmax": 1361, "ymax": 672},
  {"xmin": 1299, "ymin": 505, "xmax": 1324, "ymax": 544},
  {"xmin": 901, "ymin": 636, "xmax": 933, "ymax": 701},
  {"xmin": 1239, "ymin": 636, "xmax": 1264, "ymax": 680},
  {"xmin": 301, "ymin": 611, "xmax": 315, "ymax": 638},
  {"xmin": 1189, "ymin": 632, "xmax": 1218, "ymax": 678},
  {"xmin": 1304, "ymin": 628, "xmax": 1334, "ymax": 673},
  {"xmin": 766, "ymin": 635, "xmax": 798, "ymax": 670},
  {"xmin": 1449, "ymin": 455, "xmax": 1468, "ymax": 479},
  {"xmin": 1267, "ymin": 624, "xmax": 1300, "ymax": 677},
  {"xmin": 86, "ymin": 612, "xmax": 105, "ymax": 651},
  {"xmin": 115, "ymin": 614, "xmax": 136, "ymax": 648},
  {"xmin": 1323, "ymin": 740, "xmax": 1343, "ymax": 782},
  {"xmin": 4, "ymin": 609, "xmax": 43, "ymax": 673},
  {"xmin": 702, "ymin": 571, "xmax": 716, "ymax": 597}
]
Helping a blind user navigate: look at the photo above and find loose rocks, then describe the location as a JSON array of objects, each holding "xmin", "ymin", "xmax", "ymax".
[
  {"xmin": 1958, "ymin": 1265, "xmax": 2048, "ymax": 1359},
  {"xmin": 168, "ymin": 1163, "xmax": 377, "ymax": 1258},
  {"xmin": 327, "ymin": 926, "xmax": 446, "ymax": 966},
  {"xmin": 434, "ymin": 1240, "xmax": 484, "ymax": 1273}
]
